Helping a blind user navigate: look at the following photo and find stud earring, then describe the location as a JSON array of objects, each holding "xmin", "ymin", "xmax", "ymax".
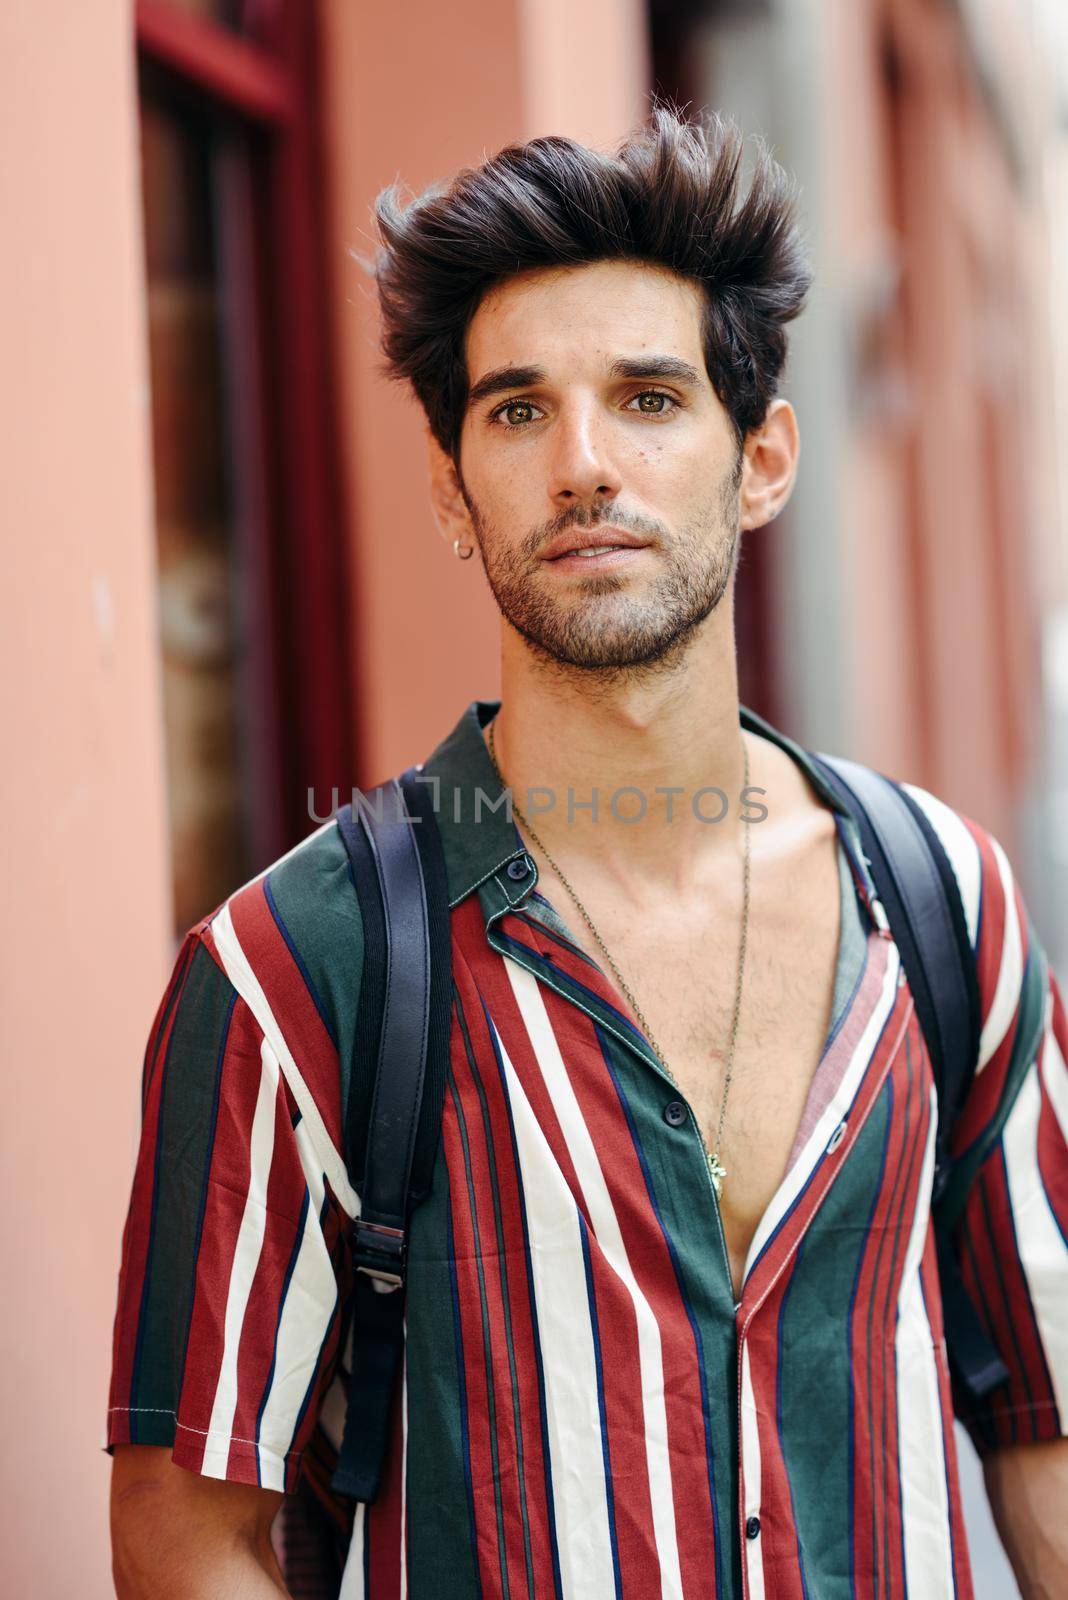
[{"xmin": 453, "ymin": 538, "xmax": 475, "ymax": 560}]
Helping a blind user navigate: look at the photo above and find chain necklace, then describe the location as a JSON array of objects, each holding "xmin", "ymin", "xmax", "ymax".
[{"xmin": 487, "ymin": 715, "xmax": 751, "ymax": 1199}]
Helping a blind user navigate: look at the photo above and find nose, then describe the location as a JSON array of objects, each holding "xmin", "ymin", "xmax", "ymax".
[{"xmin": 547, "ymin": 399, "xmax": 622, "ymax": 510}]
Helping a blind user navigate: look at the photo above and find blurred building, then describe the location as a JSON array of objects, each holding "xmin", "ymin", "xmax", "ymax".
[{"xmin": 2, "ymin": 0, "xmax": 1064, "ymax": 1594}]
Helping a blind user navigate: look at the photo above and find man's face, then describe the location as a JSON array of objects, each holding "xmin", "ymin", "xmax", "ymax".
[{"xmin": 455, "ymin": 258, "xmax": 745, "ymax": 674}]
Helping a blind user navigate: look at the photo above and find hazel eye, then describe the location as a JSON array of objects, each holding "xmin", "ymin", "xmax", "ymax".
[
  {"xmin": 630, "ymin": 390, "xmax": 674, "ymax": 415},
  {"xmin": 492, "ymin": 399, "xmax": 541, "ymax": 427}
]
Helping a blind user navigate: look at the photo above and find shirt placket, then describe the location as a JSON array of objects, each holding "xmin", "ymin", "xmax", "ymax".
[{"xmin": 480, "ymin": 850, "xmax": 740, "ymax": 1311}]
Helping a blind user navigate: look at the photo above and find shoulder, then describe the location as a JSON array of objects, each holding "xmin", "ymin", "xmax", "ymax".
[
  {"xmin": 187, "ymin": 815, "xmax": 363, "ymax": 1211},
  {"xmin": 899, "ymin": 780, "xmax": 1047, "ymax": 1096}
]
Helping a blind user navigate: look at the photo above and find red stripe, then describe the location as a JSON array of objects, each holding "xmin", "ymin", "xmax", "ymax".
[
  {"xmin": 848, "ymin": 1013, "xmax": 933, "ymax": 1596},
  {"xmin": 484, "ymin": 909, "xmax": 716, "ymax": 1595},
  {"xmin": 447, "ymin": 966, "xmax": 543, "ymax": 1596},
  {"xmin": 954, "ymin": 821, "xmax": 1020, "ymax": 1149},
  {"xmin": 451, "ymin": 921, "xmax": 558, "ymax": 1586},
  {"xmin": 223, "ymin": 879, "xmax": 345, "ymax": 1150},
  {"xmin": 170, "ymin": 998, "xmax": 264, "ymax": 1478},
  {"xmin": 367, "ymin": 1358, "xmax": 405, "ymax": 1593}
]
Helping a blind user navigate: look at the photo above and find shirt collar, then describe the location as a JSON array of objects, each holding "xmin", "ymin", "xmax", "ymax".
[{"xmin": 419, "ymin": 696, "xmax": 868, "ymax": 919}]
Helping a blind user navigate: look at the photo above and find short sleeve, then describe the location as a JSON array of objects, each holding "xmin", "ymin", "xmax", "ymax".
[
  {"xmin": 106, "ymin": 925, "xmax": 349, "ymax": 1493},
  {"xmin": 906, "ymin": 786, "xmax": 1068, "ymax": 1457}
]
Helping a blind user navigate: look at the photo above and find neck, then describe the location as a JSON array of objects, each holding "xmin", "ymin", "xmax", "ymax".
[{"xmin": 486, "ymin": 606, "xmax": 773, "ymax": 899}]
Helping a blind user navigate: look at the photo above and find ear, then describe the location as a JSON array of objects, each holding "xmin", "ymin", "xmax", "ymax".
[
  {"xmin": 739, "ymin": 398, "xmax": 800, "ymax": 531},
  {"xmin": 427, "ymin": 430, "xmax": 478, "ymax": 553}
]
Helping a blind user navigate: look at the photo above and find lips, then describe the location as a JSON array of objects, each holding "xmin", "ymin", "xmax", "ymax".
[{"xmin": 542, "ymin": 527, "xmax": 650, "ymax": 561}]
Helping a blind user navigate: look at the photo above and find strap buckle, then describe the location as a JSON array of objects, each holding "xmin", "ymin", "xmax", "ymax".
[{"xmin": 353, "ymin": 1219, "xmax": 406, "ymax": 1290}]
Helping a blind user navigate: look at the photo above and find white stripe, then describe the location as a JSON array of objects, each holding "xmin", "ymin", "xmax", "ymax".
[
  {"xmin": 901, "ymin": 783, "xmax": 982, "ymax": 947},
  {"xmin": 977, "ymin": 836, "xmax": 1024, "ymax": 1074},
  {"xmin": 210, "ymin": 901, "xmax": 359, "ymax": 1216},
  {"xmin": 253, "ymin": 1121, "xmax": 338, "ymax": 1489},
  {"xmin": 201, "ymin": 1037, "xmax": 279, "ymax": 1478},
  {"xmin": 897, "ymin": 1085, "xmax": 954, "ymax": 1598},
  {"xmin": 340, "ymin": 1503, "xmax": 367, "ymax": 1600},
  {"xmin": 742, "ymin": 941, "xmax": 902, "ymax": 1285},
  {"xmin": 504, "ymin": 960, "xmax": 684, "ymax": 1600},
  {"xmin": 739, "ymin": 1339, "xmax": 766, "ymax": 1600},
  {"xmin": 1002, "ymin": 997, "xmax": 1068, "ymax": 1419},
  {"xmin": 493, "ymin": 1016, "xmax": 616, "ymax": 1598}
]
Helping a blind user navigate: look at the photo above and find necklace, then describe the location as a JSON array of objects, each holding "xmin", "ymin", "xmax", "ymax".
[{"xmin": 486, "ymin": 715, "xmax": 751, "ymax": 1199}]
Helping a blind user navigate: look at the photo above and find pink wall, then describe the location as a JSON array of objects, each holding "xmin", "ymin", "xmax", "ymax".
[
  {"xmin": 0, "ymin": 2, "xmax": 173, "ymax": 1596},
  {"xmin": 0, "ymin": 3, "xmax": 648, "ymax": 1592},
  {"xmin": 319, "ymin": 0, "xmax": 650, "ymax": 787}
]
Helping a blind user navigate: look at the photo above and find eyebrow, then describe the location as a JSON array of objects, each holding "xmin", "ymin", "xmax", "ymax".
[{"xmin": 465, "ymin": 354, "xmax": 704, "ymax": 410}]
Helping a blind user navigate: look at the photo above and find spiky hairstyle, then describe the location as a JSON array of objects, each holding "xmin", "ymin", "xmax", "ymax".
[{"xmin": 372, "ymin": 103, "xmax": 812, "ymax": 458}]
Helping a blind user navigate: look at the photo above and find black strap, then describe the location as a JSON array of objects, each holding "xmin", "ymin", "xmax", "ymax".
[
  {"xmin": 811, "ymin": 752, "xmax": 1009, "ymax": 1400},
  {"xmin": 330, "ymin": 767, "xmax": 452, "ymax": 1500}
]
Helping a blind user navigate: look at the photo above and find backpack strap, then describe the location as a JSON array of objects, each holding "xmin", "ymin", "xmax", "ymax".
[
  {"xmin": 810, "ymin": 752, "xmax": 1010, "ymax": 1401},
  {"xmin": 329, "ymin": 765, "xmax": 452, "ymax": 1500}
]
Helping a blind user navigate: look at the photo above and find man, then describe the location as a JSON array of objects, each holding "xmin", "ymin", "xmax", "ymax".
[{"xmin": 108, "ymin": 107, "xmax": 1068, "ymax": 1598}]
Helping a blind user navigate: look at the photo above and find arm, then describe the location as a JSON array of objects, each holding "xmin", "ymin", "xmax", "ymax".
[
  {"xmin": 110, "ymin": 1445, "xmax": 286, "ymax": 1599},
  {"xmin": 982, "ymin": 1437, "xmax": 1068, "ymax": 1600},
  {"xmin": 105, "ymin": 922, "xmax": 350, "ymax": 1593}
]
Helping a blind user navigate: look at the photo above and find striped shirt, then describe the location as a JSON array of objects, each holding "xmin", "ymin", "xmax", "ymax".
[{"xmin": 107, "ymin": 697, "xmax": 1068, "ymax": 1598}]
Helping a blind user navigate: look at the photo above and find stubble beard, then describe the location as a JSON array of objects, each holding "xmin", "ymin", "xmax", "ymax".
[{"xmin": 463, "ymin": 455, "xmax": 745, "ymax": 681}]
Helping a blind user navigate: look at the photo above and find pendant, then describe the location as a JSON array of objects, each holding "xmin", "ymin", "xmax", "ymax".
[{"xmin": 707, "ymin": 1150, "xmax": 727, "ymax": 1196}]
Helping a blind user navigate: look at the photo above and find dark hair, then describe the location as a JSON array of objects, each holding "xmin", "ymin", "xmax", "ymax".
[{"xmin": 372, "ymin": 103, "xmax": 812, "ymax": 459}]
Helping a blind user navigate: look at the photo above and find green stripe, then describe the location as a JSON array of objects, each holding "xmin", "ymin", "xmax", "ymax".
[
  {"xmin": 404, "ymin": 1142, "xmax": 481, "ymax": 1594},
  {"xmin": 446, "ymin": 1069, "xmax": 512, "ymax": 1599},
  {"xmin": 264, "ymin": 824, "xmax": 363, "ymax": 1107},
  {"xmin": 131, "ymin": 939, "xmax": 235, "ymax": 1433},
  {"xmin": 777, "ymin": 1084, "xmax": 892, "ymax": 1594}
]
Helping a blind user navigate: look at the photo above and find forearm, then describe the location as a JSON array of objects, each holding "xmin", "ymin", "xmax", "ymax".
[{"xmin": 982, "ymin": 1435, "xmax": 1068, "ymax": 1599}]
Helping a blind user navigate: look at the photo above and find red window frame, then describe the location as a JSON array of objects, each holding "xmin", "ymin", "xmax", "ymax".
[{"xmin": 136, "ymin": 0, "xmax": 352, "ymax": 856}]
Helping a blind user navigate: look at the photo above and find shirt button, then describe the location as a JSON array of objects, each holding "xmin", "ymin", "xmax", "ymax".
[
  {"xmin": 826, "ymin": 1120, "xmax": 848, "ymax": 1153},
  {"xmin": 506, "ymin": 855, "xmax": 532, "ymax": 881},
  {"xmin": 663, "ymin": 1101, "xmax": 687, "ymax": 1127},
  {"xmin": 746, "ymin": 1515, "xmax": 761, "ymax": 1540}
]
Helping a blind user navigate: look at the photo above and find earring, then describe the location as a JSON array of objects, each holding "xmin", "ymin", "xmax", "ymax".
[{"xmin": 453, "ymin": 538, "xmax": 474, "ymax": 561}]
